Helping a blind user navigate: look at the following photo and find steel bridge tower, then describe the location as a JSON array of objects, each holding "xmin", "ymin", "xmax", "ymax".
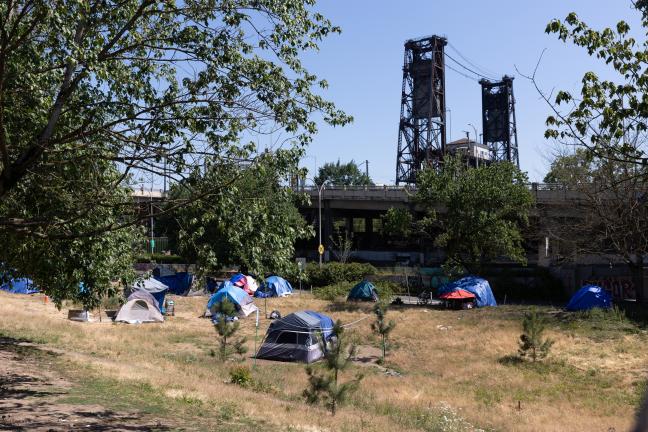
[
  {"xmin": 396, "ymin": 35, "xmax": 447, "ymax": 185},
  {"xmin": 480, "ymin": 76, "xmax": 519, "ymax": 167}
]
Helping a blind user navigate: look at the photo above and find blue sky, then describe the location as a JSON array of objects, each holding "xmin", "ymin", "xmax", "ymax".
[{"xmin": 295, "ymin": 1, "xmax": 641, "ymax": 183}]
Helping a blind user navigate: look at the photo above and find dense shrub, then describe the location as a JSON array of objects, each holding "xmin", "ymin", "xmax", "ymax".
[
  {"xmin": 313, "ymin": 282, "xmax": 353, "ymax": 301},
  {"xmin": 373, "ymin": 280, "xmax": 398, "ymax": 302},
  {"xmin": 306, "ymin": 262, "xmax": 376, "ymax": 287},
  {"xmin": 230, "ymin": 365, "xmax": 253, "ymax": 387},
  {"xmin": 136, "ymin": 254, "xmax": 187, "ymax": 264}
]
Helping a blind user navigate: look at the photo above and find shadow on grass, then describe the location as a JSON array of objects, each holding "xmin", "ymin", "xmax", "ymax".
[{"xmin": 325, "ymin": 302, "xmax": 372, "ymax": 313}]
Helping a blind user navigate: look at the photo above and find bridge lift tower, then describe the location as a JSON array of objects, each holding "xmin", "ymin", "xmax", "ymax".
[
  {"xmin": 479, "ymin": 76, "xmax": 519, "ymax": 167},
  {"xmin": 395, "ymin": 35, "xmax": 447, "ymax": 185}
]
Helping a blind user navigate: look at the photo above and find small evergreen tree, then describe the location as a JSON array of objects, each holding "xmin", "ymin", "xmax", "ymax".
[
  {"xmin": 213, "ymin": 299, "xmax": 247, "ymax": 362},
  {"xmin": 518, "ymin": 309, "xmax": 554, "ymax": 362},
  {"xmin": 304, "ymin": 321, "xmax": 363, "ymax": 416},
  {"xmin": 371, "ymin": 302, "xmax": 396, "ymax": 363}
]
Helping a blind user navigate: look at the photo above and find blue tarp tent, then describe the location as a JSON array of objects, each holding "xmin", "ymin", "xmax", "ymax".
[
  {"xmin": 439, "ymin": 276, "xmax": 497, "ymax": 307},
  {"xmin": 347, "ymin": 280, "xmax": 378, "ymax": 302},
  {"xmin": 153, "ymin": 272, "xmax": 193, "ymax": 295},
  {"xmin": 255, "ymin": 276, "xmax": 293, "ymax": 298},
  {"xmin": 566, "ymin": 285, "xmax": 612, "ymax": 311},
  {"xmin": 207, "ymin": 281, "xmax": 258, "ymax": 317},
  {"xmin": 304, "ymin": 310, "xmax": 335, "ymax": 340},
  {"xmin": 0, "ymin": 278, "xmax": 39, "ymax": 294}
]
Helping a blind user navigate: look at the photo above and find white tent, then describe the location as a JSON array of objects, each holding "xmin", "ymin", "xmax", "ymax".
[{"xmin": 115, "ymin": 298, "xmax": 164, "ymax": 324}]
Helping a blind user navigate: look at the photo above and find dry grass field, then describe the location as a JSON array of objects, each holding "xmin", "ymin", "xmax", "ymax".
[{"xmin": 0, "ymin": 290, "xmax": 646, "ymax": 431}]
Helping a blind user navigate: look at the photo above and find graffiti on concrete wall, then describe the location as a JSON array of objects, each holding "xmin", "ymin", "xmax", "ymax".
[{"xmin": 581, "ymin": 277, "xmax": 636, "ymax": 300}]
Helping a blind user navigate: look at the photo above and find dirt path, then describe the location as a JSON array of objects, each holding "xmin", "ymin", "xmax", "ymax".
[{"xmin": 0, "ymin": 337, "xmax": 172, "ymax": 432}]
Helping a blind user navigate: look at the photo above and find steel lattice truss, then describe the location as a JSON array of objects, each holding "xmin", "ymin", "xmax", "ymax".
[
  {"xmin": 480, "ymin": 76, "xmax": 519, "ymax": 167},
  {"xmin": 396, "ymin": 35, "xmax": 447, "ymax": 185}
]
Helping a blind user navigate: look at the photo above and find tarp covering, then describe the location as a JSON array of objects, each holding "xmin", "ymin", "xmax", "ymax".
[
  {"xmin": 566, "ymin": 285, "xmax": 612, "ymax": 311},
  {"xmin": 439, "ymin": 289, "xmax": 476, "ymax": 300},
  {"xmin": 347, "ymin": 280, "xmax": 378, "ymax": 302},
  {"xmin": 439, "ymin": 276, "xmax": 497, "ymax": 307},
  {"xmin": 153, "ymin": 272, "xmax": 193, "ymax": 295},
  {"xmin": 115, "ymin": 298, "xmax": 164, "ymax": 324},
  {"xmin": 255, "ymin": 310, "xmax": 335, "ymax": 363},
  {"xmin": 0, "ymin": 278, "xmax": 39, "ymax": 294},
  {"xmin": 207, "ymin": 282, "xmax": 258, "ymax": 317},
  {"xmin": 255, "ymin": 276, "xmax": 293, "ymax": 298},
  {"xmin": 129, "ymin": 277, "xmax": 169, "ymax": 313}
]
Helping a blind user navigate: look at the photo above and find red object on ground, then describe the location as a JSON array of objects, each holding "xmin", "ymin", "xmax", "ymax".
[{"xmin": 439, "ymin": 289, "xmax": 476, "ymax": 300}]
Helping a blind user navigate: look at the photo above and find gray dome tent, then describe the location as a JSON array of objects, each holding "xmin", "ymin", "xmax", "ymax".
[
  {"xmin": 256, "ymin": 311, "xmax": 335, "ymax": 363},
  {"xmin": 114, "ymin": 289, "xmax": 164, "ymax": 324}
]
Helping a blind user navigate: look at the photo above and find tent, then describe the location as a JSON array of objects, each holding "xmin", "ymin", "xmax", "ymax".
[
  {"xmin": 153, "ymin": 271, "xmax": 194, "ymax": 295},
  {"xmin": 0, "ymin": 278, "xmax": 39, "ymax": 294},
  {"xmin": 255, "ymin": 310, "xmax": 335, "ymax": 363},
  {"xmin": 347, "ymin": 280, "xmax": 378, "ymax": 302},
  {"xmin": 566, "ymin": 285, "xmax": 612, "ymax": 311},
  {"xmin": 114, "ymin": 289, "xmax": 164, "ymax": 324},
  {"xmin": 128, "ymin": 277, "xmax": 169, "ymax": 314},
  {"xmin": 439, "ymin": 276, "xmax": 497, "ymax": 307},
  {"xmin": 255, "ymin": 276, "xmax": 293, "ymax": 298},
  {"xmin": 206, "ymin": 281, "xmax": 258, "ymax": 318},
  {"xmin": 230, "ymin": 274, "xmax": 259, "ymax": 295},
  {"xmin": 439, "ymin": 288, "xmax": 476, "ymax": 310}
]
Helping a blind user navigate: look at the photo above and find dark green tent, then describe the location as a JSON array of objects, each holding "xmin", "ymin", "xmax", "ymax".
[{"xmin": 347, "ymin": 280, "xmax": 378, "ymax": 302}]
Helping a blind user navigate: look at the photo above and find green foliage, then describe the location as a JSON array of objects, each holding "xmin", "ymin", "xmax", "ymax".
[
  {"xmin": 306, "ymin": 262, "xmax": 377, "ymax": 287},
  {"xmin": 313, "ymin": 159, "xmax": 372, "ymax": 186},
  {"xmin": 313, "ymin": 282, "xmax": 353, "ymax": 301},
  {"xmin": 381, "ymin": 208, "xmax": 413, "ymax": 238},
  {"xmin": 518, "ymin": 309, "xmax": 554, "ymax": 362},
  {"xmin": 416, "ymin": 154, "xmax": 534, "ymax": 274},
  {"xmin": 213, "ymin": 299, "xmax": 247, "ymax": 362},
  {"xmin": 0, "ymin": 0, "xmax": 349, "ymax": 304},
  {"xmin": 371, "ymin": 303, "xmax": 396, "ymax": 363},
  {"xmin": 303, "ymin": 321, "xmax": 363, "ymax": 416},
  {"xmin": 372, "ymin": 280, "xmax": 398, "ymax": 302},
  {"xmin": 544, "ymin": 6, "xmax": 648, "ymax": 163},
  {"xmin": 229, "ymin": 365, "xmax": 253, "ymax": 387},
  {"xmin": 136, "ymin": 254, "xmax": 187, "ymax": 264},
  {"xmin": 169, "ymin": 151, "xmax": 314, "ymax": 276}
]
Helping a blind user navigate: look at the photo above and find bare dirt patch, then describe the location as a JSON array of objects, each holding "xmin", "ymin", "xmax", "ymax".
[{"xmin": 0, "ymin": 337, "xmax": 171, "ymax": 432}]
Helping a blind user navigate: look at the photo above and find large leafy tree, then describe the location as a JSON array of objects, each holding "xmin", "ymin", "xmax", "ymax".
[
  {"xmin": 0, "ymin": 1, "xmax": 349, "ymax": 301},
  {"xmin": 168, "ymin": 150, "xmax": 313, "ymax": 277},
  {"xmin": 416, "ymin": 155, "xmax": 534, "ymax": 274},
  {"xmin": 541, "ymin": 2, "xmax": 648, "ymax": 165},
  {"xmin": 313, "ymin": 159, "xmax": 372, "ymax": 186},
  {"xmin": 542, "ymin": 150, "xmax": 648, "ymax": 301}
]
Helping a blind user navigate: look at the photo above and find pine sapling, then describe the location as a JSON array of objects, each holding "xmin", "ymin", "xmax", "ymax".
[
  {"xmin": 371, "ymin": 302, "xmax": 396, "ymax": 363},
  {"xmin": 304, "ymin": 321, "xmax": 363, "ymax": 416},
  {"xmin": 213, "ymin": 299, "xmax": 248, "ymax": 361},
  {"xmin": 518, "ymin": 308, "xmax": 554, "ymax": 362}
]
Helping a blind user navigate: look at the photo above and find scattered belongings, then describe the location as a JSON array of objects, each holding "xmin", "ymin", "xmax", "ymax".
[
  {"xmin": 438, "ymin": 276, "xmax": 497, "ymax": 307},
  {"xmin": 115, "ymin": 289, "xmax": 164, "ymax": 324},
  {"xmin": 0, "ymin": 278, "xmax": 39, "ymax": 294},
  {"xmin": 347, "ymin": 280, "xmax": 379, "ymax": 302},
  {"xmin": 255, "ymin": 310, "xmax": 335, "ymax": 363},
  {"xmin": 254, "ymin": 276, "xmax": 293, "ymax": 298},
  {"xmin": 205, "ymin": 281, "xmax": 258, "ymax": 320},
  {"xmin": 566, "ymin": 284, "xmax": 612, "ymax": 311}
]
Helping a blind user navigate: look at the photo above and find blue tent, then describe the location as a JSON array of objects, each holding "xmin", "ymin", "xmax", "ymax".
[
  {"xmin": 255, "ymin": 276, "xmax": 293, "ymax": 298},
  {"xmin": 347, "ymin": 280, "xmax": 378, "ymax": 302},
  {"xmin": 566, "ymin": 285, "xmax": 612, "ymax": 311},
  {"xmin": 153, "ymin": 272, "xmax": 194, "ymax": 295},
  {"xmin": 439, "ymin": 276, "xmax": 497, "ymax": 307},
  {"xmin": 0, "ymin": 278, "xmax": 39, "ymax": 294},
  {"xmin": 207, "ymin": 281, "xmax": 258, "ymax": 317}
]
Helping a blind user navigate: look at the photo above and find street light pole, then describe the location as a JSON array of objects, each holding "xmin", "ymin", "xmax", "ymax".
[
  {"xmin": 468, "ymin": 123, "xmax": 478, "ymax": 143},
  {"xmin": 317, "ymin": 181, "xmax": 327, "ymax": 268}
]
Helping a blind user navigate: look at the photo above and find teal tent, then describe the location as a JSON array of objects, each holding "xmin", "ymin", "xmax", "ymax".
[{"xmin": 347, "ymin": 280, "xmax": 378, "ymax": 302}]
